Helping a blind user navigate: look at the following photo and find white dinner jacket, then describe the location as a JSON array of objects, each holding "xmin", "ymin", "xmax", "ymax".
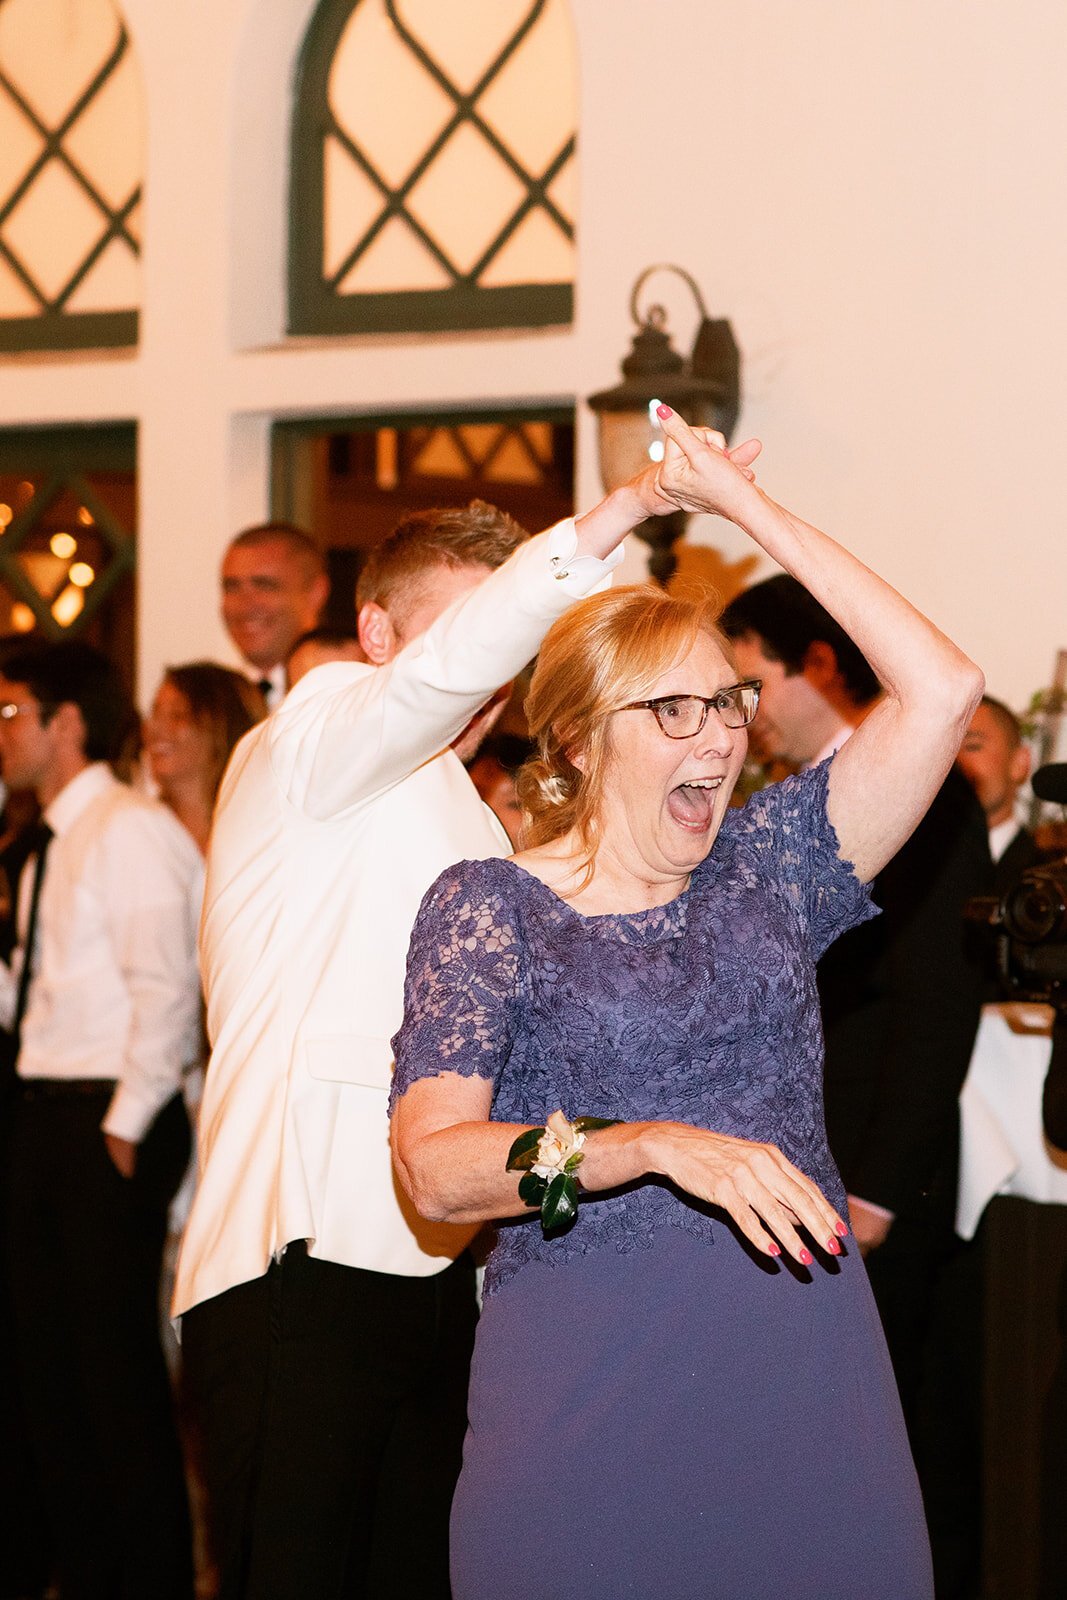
[{"xmin": 173, "ymin": 522, "xmax": 619, "ymax": 1316}]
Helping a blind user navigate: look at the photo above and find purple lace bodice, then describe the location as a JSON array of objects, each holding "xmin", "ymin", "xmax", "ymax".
[{"xmin": 390, "ymin": 763, "xmax": 877, "ymax": 1297}]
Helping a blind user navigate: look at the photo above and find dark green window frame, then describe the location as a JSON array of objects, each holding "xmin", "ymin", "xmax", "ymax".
[
  {"xmin": 0, "ymin": 23, "xmax": 140, "ymax": 353},
  {"xmin": 271, "ymin": 405, "xmax": 575, "ymax": 523},
  {"xmin": 289, "ymin": 0, "xmax": 574, "ymax": 337}
]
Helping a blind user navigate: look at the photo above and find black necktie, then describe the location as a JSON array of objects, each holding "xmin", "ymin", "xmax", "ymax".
[{"xmin": 13, "ymin": 822, "xmax": 53, "ymax": 1042}]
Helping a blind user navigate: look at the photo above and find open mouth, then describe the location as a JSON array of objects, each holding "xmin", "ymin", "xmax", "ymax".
[{"xmin": 666, "ymin": 777, "xmax": 723, "ymax": 831}]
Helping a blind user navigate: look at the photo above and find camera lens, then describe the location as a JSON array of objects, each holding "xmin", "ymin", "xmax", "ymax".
[{"xmin": 1003, "ymin": 869, "xmax": 1067, "ymax": 943}]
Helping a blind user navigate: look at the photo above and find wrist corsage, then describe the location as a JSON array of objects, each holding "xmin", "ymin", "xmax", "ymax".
[{"xmin": 506, "ymin": 1109, "xmax": 619, "ymax": 1235}]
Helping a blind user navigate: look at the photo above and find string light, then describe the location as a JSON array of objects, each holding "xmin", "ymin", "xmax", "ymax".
[{"xmin": 52, "ymin": 586, "xmax": 84, "ymax": 626}]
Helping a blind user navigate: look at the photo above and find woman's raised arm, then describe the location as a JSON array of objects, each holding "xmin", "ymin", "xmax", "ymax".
[{"xmin": 654, "ymin": 408, "xmax": 984, "ymax": 881}]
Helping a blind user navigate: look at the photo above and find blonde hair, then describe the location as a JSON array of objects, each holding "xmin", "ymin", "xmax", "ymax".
[{"xmin": 517, "ymin": 585, "xmax": 731, "ymax": 864}]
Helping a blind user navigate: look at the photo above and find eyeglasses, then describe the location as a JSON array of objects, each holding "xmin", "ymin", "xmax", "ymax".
[{"xmin": 620, "ymin": 680, "xmax": 762, "ymax": 739}]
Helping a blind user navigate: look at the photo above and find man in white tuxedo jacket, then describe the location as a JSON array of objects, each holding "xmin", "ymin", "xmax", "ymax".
[{"xmin": 176, "ymin": 489, "xmax": 661, "ymax": 1599}]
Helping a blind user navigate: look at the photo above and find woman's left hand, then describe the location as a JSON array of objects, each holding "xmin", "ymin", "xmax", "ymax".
[
  {"xmin": 650, "ymin": 407, "xmax": 765, "ymax": 522},
  {"xmin": 628, "ymin": 416, "xmax": 762, "ymax": 520}
]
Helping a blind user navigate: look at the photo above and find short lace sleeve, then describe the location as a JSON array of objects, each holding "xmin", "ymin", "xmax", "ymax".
[
  {"xmin": 731, "ymin": 760, "xmax": 878, "ymax": 959},
  {"xmin": 389, "ymin": 860, "xmax": 521, "ymax": 1113}
]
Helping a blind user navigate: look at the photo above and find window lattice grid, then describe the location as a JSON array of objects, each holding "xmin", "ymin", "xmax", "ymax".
[
  {"xmin": 0, "ymin": 0, "xmax": 142, "ymax": 349},
  {"xmin": 291, "ymin": 0, "xmax": 576, "ymax": 334},
  {"xmin": 0, "ymin": 470, "xmax": 135, "ymax": 640}
]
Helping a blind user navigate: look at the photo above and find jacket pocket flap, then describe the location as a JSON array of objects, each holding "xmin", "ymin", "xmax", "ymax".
[{"xmin": 305, "ymin": 1034, "xmax": 394, "ymax": 1091}]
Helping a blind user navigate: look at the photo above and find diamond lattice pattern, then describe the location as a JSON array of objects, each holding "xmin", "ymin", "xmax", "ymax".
[
  {"xmin": 324, "ymin": 0, "xmax": 575, "ymax": 295},
  {"xmin": 0, "ymin": 0, "xmax": 144, "ymax": 322}
]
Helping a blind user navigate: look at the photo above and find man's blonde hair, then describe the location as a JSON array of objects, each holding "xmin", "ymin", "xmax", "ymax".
[{"xmin": 356, "ymin": 501, "xmax": 528, "ymax": 628}]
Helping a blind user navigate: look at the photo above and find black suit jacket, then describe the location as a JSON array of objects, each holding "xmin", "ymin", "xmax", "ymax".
[{"xmin": 817, "ymin": 768, "xmax": 992, "ymax": 1225}]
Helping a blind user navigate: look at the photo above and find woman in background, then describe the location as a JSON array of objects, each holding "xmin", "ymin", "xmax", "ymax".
[
  {"xmin": 144, "ymin": 660, "xmax": 266, "ymax": 1593},
  {"xmin": 145, "ymin": 663, "xmax": 266, "ymax": 854}
]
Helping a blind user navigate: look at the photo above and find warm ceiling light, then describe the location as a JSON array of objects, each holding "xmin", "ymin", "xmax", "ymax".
[
  {"xmin": 77, "ymin": 506, "xmax": 94, "ymax": 525},
  {"xmin": 0, "ymin": 504, "xmax": 12, "ymax": 528},
  {"xmin": 68, "ymin": 561, "xmax": 95, "ymax": 588},
  {"xmin": 11, "ymin": 603, "xmax": 35, "ymax": 633},
  {"xmin": 52, "ymin": 586, "xmax": 85, "ymax": 626},
  {"xmin": 50, "ymin": 532, "xmax": 77, "ymax": 558}
]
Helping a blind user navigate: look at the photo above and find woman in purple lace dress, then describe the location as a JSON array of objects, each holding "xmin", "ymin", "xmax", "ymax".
[{"xmin": 389, "ymin": 409, "xmax": 982, "ymax": 1600}]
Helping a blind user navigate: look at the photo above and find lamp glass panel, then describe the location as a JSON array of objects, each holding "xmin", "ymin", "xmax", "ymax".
[{"xmin": 597, "ymin": 410, "xmax": 661, "ymax": 494}]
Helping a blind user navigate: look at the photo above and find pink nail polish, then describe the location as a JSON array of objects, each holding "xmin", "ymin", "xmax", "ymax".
[
  {"xmin": 826, "ymin": 1237, "xmax": 841, "ymax": 1256},
  {"xmin": 835, "ymin": 1220, "xmax": 849, "ymax": 1237},
  {"xmin": 799, "ymin": 1248, "xmax": 814, "ymax": 1266},
  {"xmin": 656, "ymin": 404, "xmax": 673, "ymax": 419},
  {"xmin": 767, "ymin": 1241, "xmax": 782, "ymax": 1258}
]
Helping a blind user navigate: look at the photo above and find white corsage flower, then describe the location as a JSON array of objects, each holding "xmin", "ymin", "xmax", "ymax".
[
  {"xmin": 506, "ymin": 1109, "xmax": 620, "ymax": 1236},
  {"xmin": 531, "ymin": 1109, "xmax": 587, "ymax": 1180}
]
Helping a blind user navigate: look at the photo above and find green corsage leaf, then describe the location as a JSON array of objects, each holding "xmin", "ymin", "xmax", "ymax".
[
  {"xmin": 517, "ymin": 1171, "xmax": 546, "ymax": 1208},
  {"xmin": 541, "ymin": 1172, "xmax": 578, "ymax": 1233},
  {"xmin": 506, "ymin": 1127, "xmax": 546, "ymax": 1171},
  {"xmin": 573, "ymin": 1116, "xmax": 621, "ymax": 1133},
  {"xmin": 563, "ymin": 1151, "xmax": 585, "ymax": 1173}
]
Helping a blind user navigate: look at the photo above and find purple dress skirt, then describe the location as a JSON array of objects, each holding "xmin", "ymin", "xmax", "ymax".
[{"xmin": 390, "ymin": 766, "xmax": 934, "ymax": 1600}]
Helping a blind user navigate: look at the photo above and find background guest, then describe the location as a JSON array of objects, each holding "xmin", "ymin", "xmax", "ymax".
[
  {"xmin": 956, "ymin": 695, "xmax": 1040, "ymax": 886},
  {"xmin": 144, "ymin": 662, "xmax": 267, "ymax": 854},
  {"xmin": 467, "ymin": 731, "xmax": 533, "ymax": 846},
  {"xmin": 0, "ymin": 641, "xmax": 202, "ymax": 1600},
  {"xmin": 286, "ymin": 625, "xmax": 364, "ymax": 687},
  {"xmin": 955, "ymin": 694, "xmax": 1067, "ymax": 1597},
  {"xmin": 220, "ymin": 523, "xmax": 329, "ymax": 709}
]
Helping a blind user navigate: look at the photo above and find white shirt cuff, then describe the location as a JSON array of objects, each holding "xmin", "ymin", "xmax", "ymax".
[
  {"xmin": 103, "ymin": 1083, "xmax": 160, "ymax": 1144},
  {"xmin": 546, "ymin": 519, "xmax": 625, "ymax": 597}
]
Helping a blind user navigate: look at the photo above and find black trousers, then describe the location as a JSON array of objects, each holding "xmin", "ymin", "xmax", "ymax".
[
  {"xmin": 0, "ymin": 1071, "xmax": 49, "ymax": 1599},
  {"xmin": 181, "ymin": 1242, "xmax": 478, "ymax": 1600},
  {"xmin": 3, "ymin": 1083, "xmax": 193, "ymax": 1600}
]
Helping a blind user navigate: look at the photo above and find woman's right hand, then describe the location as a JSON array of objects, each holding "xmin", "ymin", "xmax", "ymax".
[{"xmin": 641, "ymin": 1121, "xmax": 848, "ymax": 1265}]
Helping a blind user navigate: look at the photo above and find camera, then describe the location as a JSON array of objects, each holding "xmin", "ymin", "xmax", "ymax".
[
  {"xmin": 967, "ymin": 762, "xmax": 1067, "ymax": 1011},
  {"xmin": 991, "ymin": 858, "xmax": 1067, "ymax": 1001},
  {"xmin": 964, "ymin": 762, "xmax": 1067, "ymax": 1148}
]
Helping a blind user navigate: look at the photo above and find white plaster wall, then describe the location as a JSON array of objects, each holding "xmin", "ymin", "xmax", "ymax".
[{"xmin": 0, "ymin": 0, "xmax": 1063, "ymax": 711}]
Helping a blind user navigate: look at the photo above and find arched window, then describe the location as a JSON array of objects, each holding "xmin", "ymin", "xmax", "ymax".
[
  {"xmin": 290, "ymin": 0, "xmax": 576, "ymax": 335},
  {"xmin": 0, "ymin": 0, "xmax": 143, "ymax": 352}
]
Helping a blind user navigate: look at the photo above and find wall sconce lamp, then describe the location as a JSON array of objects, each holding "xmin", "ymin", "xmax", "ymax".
[{"xmin": 587, "ymin": 264, "xmax": 740, "ymax": 584}]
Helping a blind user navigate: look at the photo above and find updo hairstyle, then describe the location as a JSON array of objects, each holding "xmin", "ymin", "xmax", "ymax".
[{"xmin": 517, "ymin": 585, "xmax": 732, "ymax": 859}]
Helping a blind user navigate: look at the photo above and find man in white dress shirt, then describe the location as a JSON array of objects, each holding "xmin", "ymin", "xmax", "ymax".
[
  {"xmin": 0, "ymin": 640, "xmax": 204, "ymax": 1600},
  {"xmin": 176, "ymin": 475, "xmax": 689, "ymax": 1600},
  {"xmin": 221, "ymin": 522, "xmax": 330, "ymax": 709}
]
